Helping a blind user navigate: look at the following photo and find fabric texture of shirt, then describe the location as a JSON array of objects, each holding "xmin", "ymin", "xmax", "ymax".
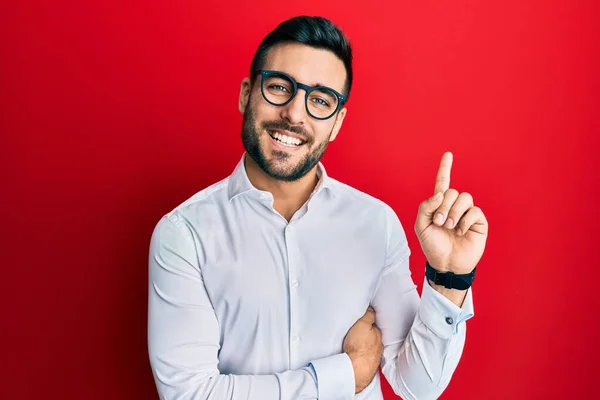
[{"xmin": 147, "ymin": 154, "xmax": 475, "ymax": 400}]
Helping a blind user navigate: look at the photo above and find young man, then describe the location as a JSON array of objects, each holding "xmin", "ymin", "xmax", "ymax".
[{"xmin": 147, "ymin": 16, "xmax": 488, "ymax": 400}]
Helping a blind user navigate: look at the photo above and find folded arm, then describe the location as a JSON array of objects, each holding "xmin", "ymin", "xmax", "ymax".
[{"xmin": 147, "ymin": 214, "xmax": 356, "ymax": 400}]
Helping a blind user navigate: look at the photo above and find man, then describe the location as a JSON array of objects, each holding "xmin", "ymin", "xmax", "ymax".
[{"xmin": 147, "ymin": 15, "xmax": 488, "ymax": 400}]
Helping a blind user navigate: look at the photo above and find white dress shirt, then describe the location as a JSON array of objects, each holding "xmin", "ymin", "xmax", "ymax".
[{"xmin": 147, "ymin": 154, "xmax": 474, "ymax": 400}]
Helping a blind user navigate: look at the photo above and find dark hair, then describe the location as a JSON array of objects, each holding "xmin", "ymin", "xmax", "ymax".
[{"xmin": 249, "ymin": 16, "xmax": 353, "ymax": 101}]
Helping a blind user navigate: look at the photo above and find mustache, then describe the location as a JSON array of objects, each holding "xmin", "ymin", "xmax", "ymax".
[{"xmin": 261, "ymin": 120, "xmax": 310, "ymax": 139}]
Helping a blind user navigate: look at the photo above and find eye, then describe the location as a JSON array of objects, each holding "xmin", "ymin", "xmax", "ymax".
[
  {"xmin": 311, "ymin": 97, "xmax": 331, "ymax": 107},
  {"xmin": 269, "ymin": 84, "xmax": 289, "ymax": 93}
]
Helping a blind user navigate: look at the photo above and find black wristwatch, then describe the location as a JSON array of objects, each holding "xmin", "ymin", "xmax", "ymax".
[{"xmin": 425, "ymin": 261, "xmax": 476, "ymax": 290}]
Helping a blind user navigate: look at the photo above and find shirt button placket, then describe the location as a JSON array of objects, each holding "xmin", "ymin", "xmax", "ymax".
[{"xmin": 285, "ymin": 224, "xmax": 299, "ymax": 367}]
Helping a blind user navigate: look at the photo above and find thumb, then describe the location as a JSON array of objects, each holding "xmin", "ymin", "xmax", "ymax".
[
  {"xmin": 360, "ymin": 307, "xmax": 376, "ymax": 325},
  {"xmin": 415, "ymin": 192, "xmax": 444, "ymax": 234}
]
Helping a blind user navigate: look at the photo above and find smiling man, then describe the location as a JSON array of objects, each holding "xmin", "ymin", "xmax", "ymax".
[{"xmin": 147, "ymin": 16, "xmax": 488, "ymax": 400}]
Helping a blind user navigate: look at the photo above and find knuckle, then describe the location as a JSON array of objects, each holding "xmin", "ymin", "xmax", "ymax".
[
  {"xmin": 446, "ymin": 188, "xmax": 459, "ymax": 197},
  {"xmin": 447, "ymin": 210, "xmax": 460, "ymax": 221},
  {"xmin": 436, "ymin": 205, "xmax": 449, "ymax": 214},
  {"xmin": 449, "ymin": 205, "xmax": 462, "ymax": 215},
  {"xmin": 461, "ymin": 192, "xmax": 473, "ymax": 203}
]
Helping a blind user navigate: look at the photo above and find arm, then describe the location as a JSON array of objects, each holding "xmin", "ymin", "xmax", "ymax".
[
  {"xmin": 371, "ymin": 205, "xmax": 474, "ymax": 400},
  {"xmin": 147, "ymin": 214, "xmax": 355, "ymax": 400}
]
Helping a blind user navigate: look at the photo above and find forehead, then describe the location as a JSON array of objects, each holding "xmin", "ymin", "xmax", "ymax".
[{"xmin": 263, "ymin": 42, "xmax": 346, "ymax": 93}]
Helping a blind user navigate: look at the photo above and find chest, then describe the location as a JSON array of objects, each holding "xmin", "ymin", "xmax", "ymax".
[{"xmin": 199, "ymin": 215, "xmax": 387, "ymax": 336}]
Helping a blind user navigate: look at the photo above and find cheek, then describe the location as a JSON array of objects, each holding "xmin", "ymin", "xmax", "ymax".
[
  {"xmin": 250, "ymin": 93, "xmax": 277, "ymax": 117},
  {"xmin": 312, "ymin": 124, "xmax": 334, "ymax": 143}
]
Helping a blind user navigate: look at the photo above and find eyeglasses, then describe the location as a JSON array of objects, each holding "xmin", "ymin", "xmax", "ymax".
[{"xmin": 253, "ymin": 69, "xmax": 347, "ymax": 120}]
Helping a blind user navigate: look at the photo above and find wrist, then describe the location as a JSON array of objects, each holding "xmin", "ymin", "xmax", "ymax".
[
  {"xmin": 346, "ymin": 352, "xmax": 364, "ymax": 392},
  {"xmin": 426, "ymin": 261, "xmax": 474, "ymax": 307},
  {"xmin": 346, "ymin": 351, "xmax": 375, "ymax": 393},
  {"xmin": 309, "ymin": 353, "xmax": 355, "ymax": 400},
  {"xmin": 426, "ymin": 261, "xmax": 476, "ymax": 290},
  {"xmin": 427, "ymin": 280, "xmax": 468, "ymax": 307}
]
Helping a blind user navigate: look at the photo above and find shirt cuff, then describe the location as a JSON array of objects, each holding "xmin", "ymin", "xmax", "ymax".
[
  {"xmin": 419, "ymin": 276, "xmax": 475, "ymax": 339},
  {"xmin": 308, "ymin": 353, "xmax": 355, "ymax": 400}
]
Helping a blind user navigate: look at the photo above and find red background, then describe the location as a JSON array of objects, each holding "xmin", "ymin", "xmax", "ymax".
[{"xmin": 2, "ymin": 1, "xmax": 599, "ymax": 399}]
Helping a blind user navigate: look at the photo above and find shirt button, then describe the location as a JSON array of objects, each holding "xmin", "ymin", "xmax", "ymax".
[
  {"xmin": 292, "ymin": 336, "xmax": 299, "ymax": 343},
  {"xmin": 291, "ymin": 280, "xmax": 299, "ymax": 287},
  {"xmin": 445, "ymin": 317, "xmax": 454, "ymax": 325}
]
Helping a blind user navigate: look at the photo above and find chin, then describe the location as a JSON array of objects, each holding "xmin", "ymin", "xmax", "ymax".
[
  {"xmin": 258, "ymin": 154, "xmax": 308, "ymax": 182},
  {"xmin": 263, "ymin": 159, "xmax": 302, "ymax": 180}
]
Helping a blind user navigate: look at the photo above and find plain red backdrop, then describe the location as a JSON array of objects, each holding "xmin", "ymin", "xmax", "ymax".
[{"xmin": 1, "ymin": 1, "xmax": 599, "ymax": 399}]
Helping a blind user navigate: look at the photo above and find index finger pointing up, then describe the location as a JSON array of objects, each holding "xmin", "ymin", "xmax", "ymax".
[{"xmin": 434, "ymin": 151, "xmax": 453, "ymax": 195}]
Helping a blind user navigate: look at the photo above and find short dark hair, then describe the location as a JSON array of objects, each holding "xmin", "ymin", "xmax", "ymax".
[{"xmin": 249, "ymin": 16, "xmax": 353, "ymax": 101}]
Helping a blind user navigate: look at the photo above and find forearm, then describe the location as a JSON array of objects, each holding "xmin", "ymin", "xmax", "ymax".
[
  {"xmin": 382, "ymin": 313, "xmax": 467, "ymax": 400},
  {"xmin": 149, "ymin": 274, "xmax": 355, "ymax": 400},
  {"xmin": 149, "ymin": 347, "xmax": 355, "ymax": 400},
  {"xmin": 428, "ymin": 280, "xmax": 468, "ymax": 307},
  {"xmin": 150, "ymin": 361, "xmax": 313, "ymax": 400},
  {"xmin": 379, "ymin": 278, "xmax": 474, "ymax": 400}
]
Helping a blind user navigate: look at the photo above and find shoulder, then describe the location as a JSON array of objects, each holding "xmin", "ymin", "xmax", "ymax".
[
  {"xmin": 153, "ymin": 176, "xmax": 231, "ymax": 235},
  {"xmin": 327, "ymin": 177, "xmax": 411, "ymax": 263},
  {"xmin": 327, "ymin": 177, "xmax": 400, "ymax": 220},
  {"xmin": 326, "ymin": 177, "xmax": 409, "ymax": 249}
]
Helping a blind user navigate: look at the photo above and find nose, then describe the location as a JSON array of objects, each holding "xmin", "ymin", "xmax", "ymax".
[{"xmin": 280, "ymin": 89, "xmax": 307, "ymax": 125}]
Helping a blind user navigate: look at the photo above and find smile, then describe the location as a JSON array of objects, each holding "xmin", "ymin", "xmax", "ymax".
[{"xmin": 268, "ymin": 130, "xmax": 305, "ymax": 147}]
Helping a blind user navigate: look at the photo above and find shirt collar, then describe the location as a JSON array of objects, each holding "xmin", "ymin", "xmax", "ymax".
[{"xmin": 227, "ymin": 153, "xmax": 336, "ymax": 201}]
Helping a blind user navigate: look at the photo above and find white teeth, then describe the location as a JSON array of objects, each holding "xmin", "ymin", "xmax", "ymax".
[{"xmin": 270, "ymin": 131, "xmax": 303, "ymax": 146}]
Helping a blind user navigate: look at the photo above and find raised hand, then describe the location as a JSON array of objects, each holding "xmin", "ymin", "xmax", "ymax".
[{"xmin": 414, "ymin": 152, "xmax": 488, "ymax": 274}]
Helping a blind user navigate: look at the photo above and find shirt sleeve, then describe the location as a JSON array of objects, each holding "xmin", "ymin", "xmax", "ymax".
[
  {"xmin": 371, "ymin": 204, "xmax": 475, "ymax": 400},
  {"xmin": 147, "ymin": 214, "xmax": 355, "ymax": 400}
]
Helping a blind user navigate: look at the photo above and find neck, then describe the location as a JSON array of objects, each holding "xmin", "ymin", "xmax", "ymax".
[{"xmin": 244, "ymin": 153, "xmax": 319, "ymax": 221}]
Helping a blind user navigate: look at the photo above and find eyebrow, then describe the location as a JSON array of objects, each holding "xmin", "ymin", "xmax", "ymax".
[
  {"xmin": 287, "ymin": 72, "xmax": 331, "ymax": 90},
  {"xmin": 320, "ymin": 90, "xmax": 337, "ymax": 101}
]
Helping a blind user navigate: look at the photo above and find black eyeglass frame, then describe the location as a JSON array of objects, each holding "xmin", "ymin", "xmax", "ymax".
[{"xmin": 253, "ymin": 69, "xmax": 347, "ymax": 121}]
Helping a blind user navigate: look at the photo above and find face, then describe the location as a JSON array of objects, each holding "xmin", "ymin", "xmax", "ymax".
[{"xmin": 238, "ymin": 43, "xmax": 348, "ymax": 182}]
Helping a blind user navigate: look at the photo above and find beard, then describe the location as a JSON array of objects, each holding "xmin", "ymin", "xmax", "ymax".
[{"xmin": 241, "ymin": 102, "xmax": 331, "ymax": 182}]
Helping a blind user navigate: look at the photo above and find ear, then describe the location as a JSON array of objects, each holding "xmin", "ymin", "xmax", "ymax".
[
  {"xmin": 328, "ymin": 107, "xmax": 347, "ymax": 142},
  {"xmin": 238, "ymin": 77, "xmax": 252, "ymax": 114}
]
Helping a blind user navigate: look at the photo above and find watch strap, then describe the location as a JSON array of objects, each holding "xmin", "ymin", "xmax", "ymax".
[{"xmin": 425, "ymin": 261, "xmax": 476, "ymax": 290}]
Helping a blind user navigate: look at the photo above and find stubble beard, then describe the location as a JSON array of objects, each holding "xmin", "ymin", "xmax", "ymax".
[{"xmin": 241, "ymin": 102, "xmax": 332, "ymax": 182}]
